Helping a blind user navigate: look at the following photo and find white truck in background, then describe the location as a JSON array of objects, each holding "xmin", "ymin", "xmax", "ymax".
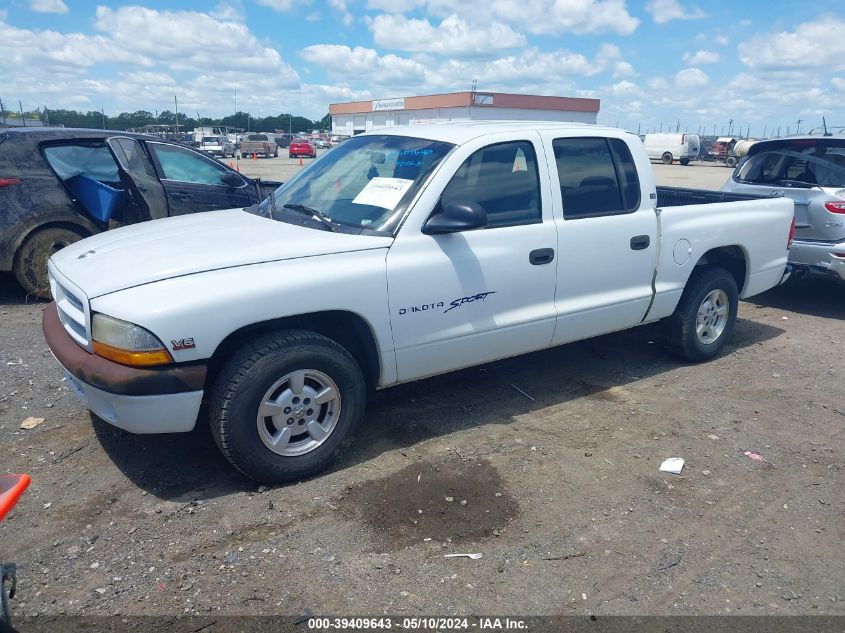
[
  {"xmin": 644, "ymin": 132, "xmax": 701, "ymax": 165},
  {"xmin": 43, "ymin": 122, "xmax": 795, "ymax": 483}
]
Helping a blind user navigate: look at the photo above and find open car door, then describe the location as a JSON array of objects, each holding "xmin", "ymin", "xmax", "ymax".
[{"xmin": 105, "ymin": 136, "xmax": 169, "ymax": 222}]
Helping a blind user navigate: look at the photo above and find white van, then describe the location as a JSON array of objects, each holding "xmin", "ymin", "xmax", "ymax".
[{"xmin": 643, "ymin": 133, "xmax": 700, "ymax": 165}]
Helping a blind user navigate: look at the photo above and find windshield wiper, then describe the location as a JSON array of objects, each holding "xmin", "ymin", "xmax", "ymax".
[{"xmin": 283, "ymin": 203, "xmax": 340, "ymax": 232}]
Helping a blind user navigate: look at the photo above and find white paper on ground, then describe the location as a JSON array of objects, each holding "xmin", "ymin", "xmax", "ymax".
[
  {"xmin": 659, "ymin": 457, "xmax": 685, "ymax": 475},
  {"xmin": 352, "ymin": 177, "xmax": 414, "ymax": 209}
]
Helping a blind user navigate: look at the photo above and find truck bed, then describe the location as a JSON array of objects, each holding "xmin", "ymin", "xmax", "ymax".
[{"xmin": 656, "ymin": 186, "xmax": 764, "ymax": 208}]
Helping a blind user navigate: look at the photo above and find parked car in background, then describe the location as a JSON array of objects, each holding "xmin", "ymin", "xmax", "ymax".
[
  {"xmin": 0, "ymin": 128, "xmax": 281, "ymax": 296},
  {"xmin": 643, "ymin": 133, "xmax": 700, "ymax": 165},
  {"xmin": 722, "ymin": 135, "xmax": 845, "ymax": 281},
  {"xmin": 200, "ymin": 135, "xmax": 235, "ymax": 158},
  {"xmin": 239, "ymin": 134, "xmax": 278, "ymax": 158},
  {"xmin": 312, "ymin": 138, "xmax": 331, "ymax": 149},
  {"xmin": 289, "ymin": 137, "xmax": 316, "ymax": 158},
  {"xmin": 708, "ymin": 137, "xmax": 739, "ymax": 166},
  {"xmin": 329, "ymin": 135, "xmax": 350, "ymax": 145},
  {"xmin": 275, "ymin": 134, "xmax": 294, "ymax": 149}
]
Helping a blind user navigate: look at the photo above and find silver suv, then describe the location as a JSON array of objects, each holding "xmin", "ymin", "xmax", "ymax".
[{"xmin": 721, "ymin": 135, "xmax": 845, "ymax": 281}]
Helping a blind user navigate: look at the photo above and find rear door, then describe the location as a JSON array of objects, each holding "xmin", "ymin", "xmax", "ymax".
[
  {"xmin": 106, "ymin": 136, "xmax": 169, "ymax": 221},
  {"xmin": 542, "ymin": 133, "xmax": 657, "ymax": 345},
  {"xmin": 145, "ymin": 141, "xmax": 253, "ymax": 215}
]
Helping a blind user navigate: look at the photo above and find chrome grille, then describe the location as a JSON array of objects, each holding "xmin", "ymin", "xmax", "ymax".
[{"xmin": 50, "ymin": 271, "xmax": 90, "ymax": 349}]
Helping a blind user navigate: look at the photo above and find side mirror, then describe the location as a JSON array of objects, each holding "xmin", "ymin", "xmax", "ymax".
[
  {"xmin": 221, "ymin": 171, "xmax": 243, "ymax": 187},
  {"xmin": 423, "ymin": 201, "xmax": 487, "ymax": 235}
]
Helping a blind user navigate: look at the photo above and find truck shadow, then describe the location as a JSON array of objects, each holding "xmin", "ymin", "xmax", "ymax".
[
  {"xmin": 92, "ymin": 317, "xmax": 785, "ymax": 500},
  {"xmin": 744, "ymin": 277, "xmax": 845, "ymax": 320}
]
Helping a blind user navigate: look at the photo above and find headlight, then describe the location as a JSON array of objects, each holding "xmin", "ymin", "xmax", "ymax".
[{"xmin": 91, "ymin": 313, "xmax": 173, "ymax": 367}]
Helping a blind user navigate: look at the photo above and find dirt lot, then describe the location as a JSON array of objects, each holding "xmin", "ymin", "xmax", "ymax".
[{"xmin": 0, "ymin": 163, "xmax": 843, "ymax": 620}]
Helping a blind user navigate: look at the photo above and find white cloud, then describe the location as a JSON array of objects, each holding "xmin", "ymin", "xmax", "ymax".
[
  {"xmin": 675, "ymin": 67, "xmax": 709, "ymax": 88},
  {"xmin": 256, "ymin": 0, "xmax": 309, "ymax": 11},
  {"xmin": 683, "ymin": 50, "xmax": 719, "ymax": 65},
  {"xmin": 612, "ymin": 61, "xmax": 637, "ymax": 78},
  {"xmin": 609, "ymin": 80, "xmax": 641, "ymax": 96},
  {"xmin": 300, "ymin": 45, "xmax": 429, "ymax": 86},
  {"xmin": 93, "ymin": 6, "xmax": 299, "ymax": 80},
  {"xmin": 832, "ymin": 77, "xmax": 845, "ymax": 92},
  {"xmin": 210, "ymin": 2, "xmax": 245, "ymax": 21},
  {"xmin": 369, "ymin": 14, "xmax": 525, "ymax": 56},
  {"xmin": 738, "ymin": 16, "xmax": 845, "ymax": 72},
  {"xmin": 328, "ymin": 0, "xmax": 354, "ymax": 25},
  {"xmin": 646, "ymin": 0, "xmax": 704, "ymax": 24},
  {"xmin": 29, "ymin": 0, "xmax": 68, "ymax": 14},
  {"xmin": 714, "ymin": 35, "xmax": 729, "ymax": 46},
  {"xmin": 366, "ymin": 0, "xmax": 425, "ymax": 11}
]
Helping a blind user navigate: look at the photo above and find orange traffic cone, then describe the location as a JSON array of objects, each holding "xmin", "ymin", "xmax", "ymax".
[
  {"xmin": 298, "ymin": 157, "xmax": 303, "ymax": 167},
  {"xmin": 228, "ymin": 161, "xmax": 234, "ymax": 169},
  {"xmin": 252, "ymin": 152, "xmax": 257, "ymax": 161}
]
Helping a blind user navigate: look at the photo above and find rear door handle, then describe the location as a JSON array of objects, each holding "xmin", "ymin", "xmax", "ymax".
[
  {"xmin": 630, "ymin": 235, "xmax": 650, "ymax": 250},
  {"xmin": 529, "ymin": 248, "xmax": 555, "ymax": 265}
]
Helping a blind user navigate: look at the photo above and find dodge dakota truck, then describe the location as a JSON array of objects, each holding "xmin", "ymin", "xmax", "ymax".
[{"xmin": 42, "ymin": 122, "xmax": 795, "ymax": 482}]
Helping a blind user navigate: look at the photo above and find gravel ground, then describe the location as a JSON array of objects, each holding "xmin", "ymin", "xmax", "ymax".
[
  {"xmin": 1, "ymin": 272, "xmax": 843, "ymax": 619},
  {"xmin": 0, "ymin": 161, "xmax": 842, "ymax": 621}
]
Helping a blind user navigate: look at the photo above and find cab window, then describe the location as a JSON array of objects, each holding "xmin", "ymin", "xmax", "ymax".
[{"xmin": 440, "ymin": 141, "xmax": 542, "ymax": 228}]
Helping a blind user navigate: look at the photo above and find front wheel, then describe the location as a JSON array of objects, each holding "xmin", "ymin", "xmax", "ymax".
[
  {"xmin": 662, "ymin": 152, "xmax": 673, "ymax": 165},
  {"xmin": 210, "ymin": 330, "xmax": 366, "ymax": 483},
  {"xmin": 665, "ymin": 266, "xmax": 738, "ymax": 362}
]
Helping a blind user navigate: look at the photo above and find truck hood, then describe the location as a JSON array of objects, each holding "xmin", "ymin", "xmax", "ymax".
[{"xmin": 50, "ymin": 209, "xmax": 393, "ymax": 298}]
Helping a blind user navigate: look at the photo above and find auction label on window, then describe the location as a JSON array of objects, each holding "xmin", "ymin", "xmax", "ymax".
[{"xmin": 352, "ymin": 177, "xmax": 414, "ymax": 209}]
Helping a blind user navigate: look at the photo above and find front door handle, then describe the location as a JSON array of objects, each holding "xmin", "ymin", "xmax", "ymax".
[
  {"xmin": 529, "ymin": 248, "xmax": 555, "ymax": 265},
  {"xmin": 630, "ymin": 235, "xmax": 650, "ymax": 250}
]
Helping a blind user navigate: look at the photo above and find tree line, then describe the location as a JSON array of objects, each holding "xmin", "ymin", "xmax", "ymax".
[{"xmin": 2, "ymin": 108, "xmax": 332, "ymax": 133}]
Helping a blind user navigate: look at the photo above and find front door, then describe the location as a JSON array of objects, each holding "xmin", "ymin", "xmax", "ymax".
[
  {"xmin": 145, "ymin": 141, "xmax": 253, "ymax": 215},
  {"xmin": 386, "ymin": 135, "xmax": 559, "ymax": 382},
  {"xmin": 542, "ymin": 133, "xmax": 657, "ymax": 345}
]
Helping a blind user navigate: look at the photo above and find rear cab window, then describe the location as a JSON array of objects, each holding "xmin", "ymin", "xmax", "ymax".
[{"xmin": 553, "ymin": 137, "xmax": 641, "ymax": 219}]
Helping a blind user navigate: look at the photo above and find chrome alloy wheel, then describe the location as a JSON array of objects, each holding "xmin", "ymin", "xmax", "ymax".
[
  {"xmin": 696, "ymin": 289, "xmax": 729, "ymax": 345},
  {"xmin": 256, "ymin": 369, "xmax": 341, "ymax": 456}
]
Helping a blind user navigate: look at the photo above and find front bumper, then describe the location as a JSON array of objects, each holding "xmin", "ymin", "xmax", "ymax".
[
  {"xmin": 43, "ymin": 303, "xmax": 206, "ymax": 433},
  {"xmin": 790, "ymin": 238, "xmax": 845, "ymax": 281}
]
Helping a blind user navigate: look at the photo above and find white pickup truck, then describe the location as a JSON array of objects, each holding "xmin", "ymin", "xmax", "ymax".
[{"xmin": 43, "ymin": 122, "xmax": 795, "ymax": 482}]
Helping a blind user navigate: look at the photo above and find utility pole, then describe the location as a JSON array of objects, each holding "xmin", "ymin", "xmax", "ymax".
[
  {"xmin": 676, "ymin": 119, "xmax": 680, "ymax": 133},
  {"xmin": 174, "ymin": 95, "xmax": 179, "ymax": 135},
  {"xmin": 796, "ymin": 119, "xmax": 802, "ymax": 134},
  {"xmin": 0, "ymin": 97, "xmax": 6, "ymax": 125},
  {"xmin": 763, "ymin": 124, "xmax": 767, "ymax": 138},
  {"xmin": 289, "ymin": 113, "xmax": 292, "ymax": 134},
  {"xmin": 19, "ymin": 101, "xmax": 26, "ymax": 127},
  {"xmin": 43, "ymin": 105, "xmax": 49, "ymax": 126},
  {"xmin": 728, "ymin": 118, "xmax": 734, "ymax": 136}
]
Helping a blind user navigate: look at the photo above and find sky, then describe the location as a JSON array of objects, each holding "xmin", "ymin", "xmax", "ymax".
[{"xmin": 2, "ymin": 0, "xmax": 845, "ymax": 135}]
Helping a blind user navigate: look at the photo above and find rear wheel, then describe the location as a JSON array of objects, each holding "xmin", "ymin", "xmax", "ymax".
[
  {"xmin": 665, "ymin": 266, "xmax": 738, "ymax": 362},
  {"xmin": 726, "ymin": 156, "xmax": 738, "ymax": 168},
  {"xmin": 13, "ymin": 227, "xmax": 85, "ymax": 298},
  {"xmin": 662, "ymin": 152, "xmax": 673, "ymax": 165},
  {"xmin": 680, "ymin": 158, "xmax": 690, "ymax": 166},
  {"xmin": 210, "ymin": 330, "xmax": 366, "ymax": 483}
]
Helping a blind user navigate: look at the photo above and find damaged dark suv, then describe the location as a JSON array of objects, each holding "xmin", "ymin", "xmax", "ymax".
[{"xmin": 0, "ymin": 128, "xmax": 280, "ymax": 296}]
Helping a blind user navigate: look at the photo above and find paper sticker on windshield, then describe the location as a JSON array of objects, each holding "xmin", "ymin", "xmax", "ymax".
[{"xmin": 352, "ymin": 177, "xmax": 414, "ymax": 209}]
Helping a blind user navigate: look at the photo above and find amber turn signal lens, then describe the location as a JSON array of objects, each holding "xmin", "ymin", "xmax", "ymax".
[{"xmin": 93, "ymin": 341, "xmax": 173, "ymax": 367}]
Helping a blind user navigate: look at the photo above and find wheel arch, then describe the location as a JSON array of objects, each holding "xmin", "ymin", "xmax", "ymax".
[
  {"xmin": 5, "ymin": 218, "xmax": 97, "ymax": 271},
  {"xmin": 692, "ymin": 245, "xmax": 748, "ymax": 295},
  {"xmin": 206, "ymin": 310, "xmax": 382, "ymax": 392}
]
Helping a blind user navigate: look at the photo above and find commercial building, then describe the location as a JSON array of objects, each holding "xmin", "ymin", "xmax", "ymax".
[{"xmin": 329, "ymin": 91, "xmax": 600, "ymax": 135}]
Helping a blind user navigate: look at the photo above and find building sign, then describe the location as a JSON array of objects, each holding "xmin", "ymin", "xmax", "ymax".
[
  {"xmin": 373, "ymin": 98, "xmax": 405, "ymax": 112},
  {"xmin": 472, "ymin": 93, "xmax": 494, "ymax": 105}
]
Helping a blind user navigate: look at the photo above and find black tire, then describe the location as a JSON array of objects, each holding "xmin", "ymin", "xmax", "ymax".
[
  {"xmin": 662, "ymin": 152, "xmax": 673, "ymax": 165},
  {"xmin": 210, "ymin": 330, "xmax": 366, "ymax": 483},
  {"xmin": 665, "ymin": 266, "xmax": 738, "ymax": 362},
  {"xmin": 680, "ymin": 158, "xmax": 690, "ymax": 166},
  {"xmin": 13, "ymin": 227, "xmax": 85, "ymax": 298},
  {"xmin": 726, "ymin": 156, "xmax": 738, "ymax": 168},
  {"xmin": 274, "ymin": 149, "xmax": 279, "ymax": 157}
]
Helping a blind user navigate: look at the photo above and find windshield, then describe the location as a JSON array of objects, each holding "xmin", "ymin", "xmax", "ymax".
[
  {"xmin": 736, "ymin": 139, "xmax": 845, "ymax": 188},
  {"xmin": 260, "ymin": 134, "xmax": 454, "ymax": 234},
  {"xmin": 202, "ymin": 137, "xmax": 220, "ymax": 144}
]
